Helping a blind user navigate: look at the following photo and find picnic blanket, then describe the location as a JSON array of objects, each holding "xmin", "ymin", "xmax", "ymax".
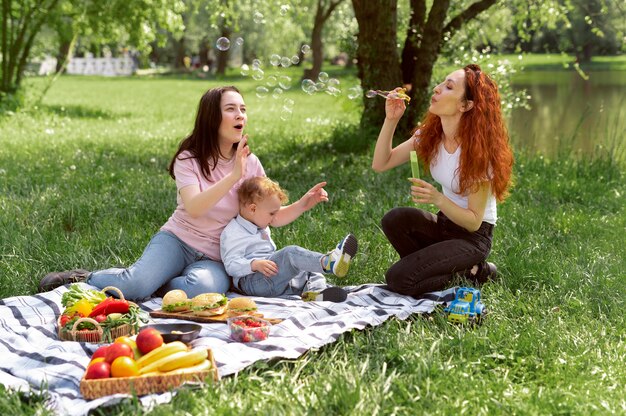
[{"xmin": 0, "ymin": 283, "xmax": 457, "ymax": 415}]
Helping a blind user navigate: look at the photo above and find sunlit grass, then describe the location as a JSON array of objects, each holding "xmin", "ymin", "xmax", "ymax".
[{"xmin": 1, "ymin": 72, "xmax": 625, "ymax": 415}]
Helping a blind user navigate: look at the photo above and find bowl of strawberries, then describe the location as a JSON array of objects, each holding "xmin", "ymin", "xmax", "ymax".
[{"xmin": 227, "ymin": 315, "xmax": 270, "ymax": 342}]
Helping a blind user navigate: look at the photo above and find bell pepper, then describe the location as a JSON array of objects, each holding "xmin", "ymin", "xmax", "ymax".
[
  {"xmin": 64, "ymin": 298, "xmax": 93, "ymax": 317},
  {"xmin": 88, "ymin": 297, "xmax": 130, "ymax": 317}
]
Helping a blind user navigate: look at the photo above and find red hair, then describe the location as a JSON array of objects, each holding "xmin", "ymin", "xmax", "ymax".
[{"xmin": 414, "ymin": 64, "xmax": 514, "ymax": 202}]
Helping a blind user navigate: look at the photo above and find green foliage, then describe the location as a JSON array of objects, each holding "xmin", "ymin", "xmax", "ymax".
[{"xmin": 0, "ymin": 73, "xmax": 624, "ymax": 415}]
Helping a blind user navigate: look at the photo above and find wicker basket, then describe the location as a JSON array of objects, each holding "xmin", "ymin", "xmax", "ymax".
[
  {"xmin": 57, "ymin": 286, "xmax": 137, "ymax": 343},
  {"xmin": 80, "ymin": 349, "xmax": 219, "ymax": 399}
]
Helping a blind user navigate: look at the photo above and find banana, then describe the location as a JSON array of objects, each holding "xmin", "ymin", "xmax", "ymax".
[
  {"xmin": 169, "ymin": 358, "xmax": 212, "ymax": 374},
  {"xmin": 158, "ymin": 347, "xmax": 208, "ymax": 372},
  {"xmin": 140, "ymin": 350, "xmax": 188, "ymax": 374},
  {"xmin": 136, "ymin": 341, "xmax": 188, "ymax": 369}
]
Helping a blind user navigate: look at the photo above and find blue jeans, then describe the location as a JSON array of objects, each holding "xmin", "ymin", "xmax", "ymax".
[
  {"xmin": 87, "ymin": 231, "xmax": 230, "ymax": 300},
  {"xmin": 234, "ymin": 245, "xmax": 328, "ymax": 297}
]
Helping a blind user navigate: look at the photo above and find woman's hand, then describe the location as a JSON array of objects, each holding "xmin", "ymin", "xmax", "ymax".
[
  {"xmin": 385, "ymin": 87, "xmax": 407, "ymax": 121},
  {"xmin": 299, "ymin": 181, "xmax": 329, "ymax": 212},
  {"xmin": 251, "ymin": 259, "xmax": 278, "ymax": 277},
  {"xmin": 409, "ymin": 178, "xmax": 444, "ymax": 206},
  {"xmin": 232, "ymin": 135, "xmax": 250, "ymax": 180}
]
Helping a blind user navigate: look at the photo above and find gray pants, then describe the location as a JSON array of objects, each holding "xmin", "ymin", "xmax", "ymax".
[{"xmin": 234, "ymin": 245, "xmax": 328, "ymax": 297}]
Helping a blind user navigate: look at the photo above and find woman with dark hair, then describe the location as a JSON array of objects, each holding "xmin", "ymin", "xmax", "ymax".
[
  {"xmin": 371, "ymin": 64, "xmax": 514, "ymax": 297},
  {"xmin": 39, "ymin": 86, "xmax": 329, "ymax": 299}
]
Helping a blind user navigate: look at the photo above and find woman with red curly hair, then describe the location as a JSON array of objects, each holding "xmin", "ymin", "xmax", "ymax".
[{"xmin": 371, "ymin": 64, "xmax": 514, "ymax": 297}]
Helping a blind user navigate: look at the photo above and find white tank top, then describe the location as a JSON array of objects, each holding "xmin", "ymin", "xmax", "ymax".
[{"xmin": 429, "ymin": 141, "xmax": 497, "ymax": 225}]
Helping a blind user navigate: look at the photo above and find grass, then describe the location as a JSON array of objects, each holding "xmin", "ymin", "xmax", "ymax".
[{"xmin": 1, "ymin": 67, "xmax": 625, "ymax": 415}]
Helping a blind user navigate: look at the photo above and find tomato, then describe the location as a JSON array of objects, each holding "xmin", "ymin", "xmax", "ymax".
[
  {"xmin": 59, "ymin": 314, "xmax": 72, "ymax": 327},
  {"xmin": 93, "ymin": 314, "xmax": 107, "ymax": 323},
  {"xmin": 110, "ymin": 356, "xmax": 140, "ymax": 378}
]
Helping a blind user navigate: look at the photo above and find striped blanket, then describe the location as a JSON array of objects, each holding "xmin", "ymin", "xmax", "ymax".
[{"xmin": 0, "ymin": 283, "xmax": 456, "ymax": 415}]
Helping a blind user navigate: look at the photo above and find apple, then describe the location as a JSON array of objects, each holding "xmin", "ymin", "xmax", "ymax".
[
  {"xmin": 135, "ymin": 328, "xmax": 163, "ymax": 355},
  {"xmin": 103, "ymin": 342, "xmax": 133, "ymax": 364},
  {"xmin": 91, "ymin": 345, "xmax": 109, "ymax": 360},
  {"xmin": 85, "ymin": 361, "xmax": 111, "ymax": 379}
]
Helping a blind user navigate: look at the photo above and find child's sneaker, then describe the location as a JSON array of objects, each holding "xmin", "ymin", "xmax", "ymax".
[
  {"xmin": 302, "ymin": 286, "xmax": 348, "ymax": 303},
  {"xmin": 321, "ymin": 233, "xmax": 358, "ymax": 277}
]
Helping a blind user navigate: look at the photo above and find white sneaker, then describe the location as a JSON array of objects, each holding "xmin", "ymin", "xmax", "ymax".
[{"xmin": 322, "ymin": 234, "xmax": 358, "ymax": 277}]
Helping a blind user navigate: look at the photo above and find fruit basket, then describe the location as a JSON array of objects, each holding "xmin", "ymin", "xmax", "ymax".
[
  {"xmin": 57, "ymin": 285, "xmax": 145, "ymax": 343},
  {"xmin": 80, "ymin": 349, "xmax": 219, "ymax": 399}
]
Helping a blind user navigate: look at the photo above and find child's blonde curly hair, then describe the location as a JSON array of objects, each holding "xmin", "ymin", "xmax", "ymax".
[{"xmin": 237, "ymin": 176, "xmax": 289, "ymax": 207}]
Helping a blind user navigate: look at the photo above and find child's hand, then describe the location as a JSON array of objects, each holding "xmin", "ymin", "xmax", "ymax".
[
  {"xmin": 251, "ymin": 259, "xmax": 278, "ymax": 277},
  {"xmin": 233, "ymin": 135, "xmax": 250, "ymax": 179},
  {"xmin": 408, "ymin": 178, "xmax": 443, "ymax": 206},
  {"xmin": 299, "ymin": 181, "xmax": 329, "ymax": 212}
]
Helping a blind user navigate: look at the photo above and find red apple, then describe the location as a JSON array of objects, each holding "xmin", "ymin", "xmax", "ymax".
[
  {"xmin": 85, "ymin": 361, "xmax": 111, "ymax": 379},
  {"xmin": 135, "ymin": 328, "xmax": 164, "ymax": 355},
  {"xmin": 91, "ymin": 345, "xmax": 109, "ymax": 360},
  {"xmin": 103, "ymin": 342, "xmax": 133, "ymax": 364}
]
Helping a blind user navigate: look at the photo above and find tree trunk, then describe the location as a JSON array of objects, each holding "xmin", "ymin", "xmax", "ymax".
[
  {"xmin": 216, "ymin": 27, "xmax": 231, "ymax": 75},
  {"xmin": 352, "ymin": 0, "xmax": 402, "ymax": 128},
  {"xmin": 401, "ymin": 0, "xmax": 426, "ymax": 85},
  {"xmin": 404, "ymin": 0, "xmax": 450, "ymax": 129},
  {"xmin": 302, "ymin": 18, "xmax": 323, "ymax": 80},
  {"xmin": 173, "ymin": 36, "xmax": 186, "ymax": 69},
  {"xmin": 302, "ymin": 0, "xmax": 344, "ymax": 81},
  {"xmin": 199, "ymin": 36, "xmax": 210, "ymax": 66}
]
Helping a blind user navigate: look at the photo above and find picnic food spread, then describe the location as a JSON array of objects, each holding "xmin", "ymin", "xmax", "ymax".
[{"xmin": 58, "ymin": 285, "xmax": 146, "ymax": 343}]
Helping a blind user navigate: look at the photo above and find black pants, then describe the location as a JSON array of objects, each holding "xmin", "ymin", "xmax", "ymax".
[{"xmin": 381, "ymin": 207, "xmax": 494, "ymax": 298}]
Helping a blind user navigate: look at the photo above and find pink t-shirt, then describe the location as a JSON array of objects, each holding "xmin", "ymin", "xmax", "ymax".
[{"xmin": 161, "ymin": 151, "xmax": 265, "ymax": 261}]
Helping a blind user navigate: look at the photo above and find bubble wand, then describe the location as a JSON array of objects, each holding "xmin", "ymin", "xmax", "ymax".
[{"xmin": 366, "ymin": 88, "xmax": 411, "ymax": 103}]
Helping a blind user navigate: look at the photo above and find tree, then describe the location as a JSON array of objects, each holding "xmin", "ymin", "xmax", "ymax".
[
  {"xmin": 1, "ymin": 0, "xmax": 185, "ymax": 109},
  {"xmin": 302, "ymin": 0, "xmax": 345, "ymax": 81},
  {"xmin": 352, "ymin": 0, "xmax": 571, "ymax": 131}
]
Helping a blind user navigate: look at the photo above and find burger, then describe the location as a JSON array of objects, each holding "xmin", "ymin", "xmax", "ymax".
[
  {"xmin": 226, "ymin": 297, "xmax": 258, "ymax": 317},
  {"xmin": 161, "ymin": 289, "xmax": 191, "ymax": 312},
  {"xmin": 191, "ymin": 293, "xmax": 228, "ymax": 316}
]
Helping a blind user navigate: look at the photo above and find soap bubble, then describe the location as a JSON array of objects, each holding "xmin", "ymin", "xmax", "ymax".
[
  {"xmin": 252, "ymin": 68, "xmax": 265, "ymax": 81},
  {"xmin": 256, "ymin": 86, "xmax": 269, "ymax": 99},
  {"xmin": 280, "ymin": 5, "xmax": 290, "ymax": 15},
  {"xmin": 266, "ymin": 75, "xmax": 278, "ymax": 87},
  {"xmin": 272, "ymin": 88, "xmax": 284, "ymax": 99},
  {"xmin": 216, "ymin": 37, "xmax": 230, "ymax": 51},
  {"xmin": 325, "ymin": 86, "xmax": 341, "ymax": 97},
  {"xmin": 301, "ymin": 79, "xmax": 316, "ymax": 94},
  {"xmin": 278, "ymin": 75, "xmax": 292, "ymax": 90},
  {"xmin": 240, "ymin": 64, "xmax": 250, "ymax": 76},
  {"xmin": 318, "ymin": 72, "xmax": 329, "ymax": 83},
  {"xmin": 253, "ymin": 11, "xmax": 264, "ymax": 24},
  {"xmin": 327, "ymin": 78, "xmax": 340, "ymax": 87},
  {"xmin": 301, "ymin": 44, "xmax": 311, "ymax": 54},
  {"xmin": 283, "ymin": 98, "xmax": 295, "ymax": 108},
  {"xmin": 252, "ymin": 59, "xmax": 262, "ymax": 69},
  {"xmin": 290, "ymin": 55, "xmax": 300, "ymax": 65},
  {"xmin": 202, "ymin": 65, "xmax": 209, "ymax": 72},
  {"xmin": 270, "ymin": 54, "xmax": 281, "ymax": 66},
  {"xmin": 280, "ymin": 107, "xmax": 292, "ymax": 121},
  {"xmin": 366, "ymin": 90, "xmax": 378, "ymax": 98},
  {"xmin": 347, "ymin": 85, "xmax": 363, "ymax": 100},
  {"xmin": 280, "ymin": 56, "xmax": 292, "ymax": 67},
  {"xmin": 235, "ymin": 37, "xmax": 244, "ymax": 46}
]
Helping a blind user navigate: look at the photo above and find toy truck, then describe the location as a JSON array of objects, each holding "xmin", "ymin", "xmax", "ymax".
[{"xmin": 443, "ymin": 287, "xmax": 485, "ymax": 324}]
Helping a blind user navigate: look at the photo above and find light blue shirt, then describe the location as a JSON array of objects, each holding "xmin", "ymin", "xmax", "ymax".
[{"xmin": 220, "ymin": 214, "xmax": 277, "ymax": 284}]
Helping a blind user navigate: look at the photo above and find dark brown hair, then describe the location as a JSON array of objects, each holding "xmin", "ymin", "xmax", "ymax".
[{"xmin": 168, "ymin": 86, "xmax": 241, "ymax": 181}]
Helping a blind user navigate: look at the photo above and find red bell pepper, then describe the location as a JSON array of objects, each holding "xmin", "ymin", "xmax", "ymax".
[{"xmin": 88, "ymin": 298, "xmax": 129, "ymax": 317}]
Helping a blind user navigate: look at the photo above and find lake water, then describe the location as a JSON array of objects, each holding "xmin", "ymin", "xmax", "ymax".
[{"xmin": 508, "ymin": 70, "xmax": 625, "ymax": 159}]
